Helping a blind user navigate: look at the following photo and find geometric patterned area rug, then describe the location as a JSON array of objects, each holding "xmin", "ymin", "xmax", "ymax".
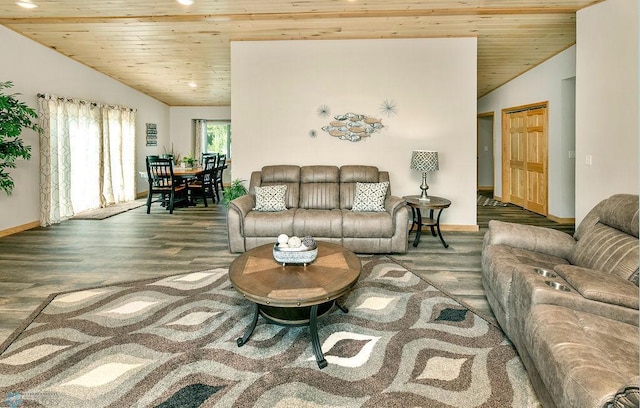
[{"xmin": 0, "ymin": 257, "xmax": 540, "ymax": 407}]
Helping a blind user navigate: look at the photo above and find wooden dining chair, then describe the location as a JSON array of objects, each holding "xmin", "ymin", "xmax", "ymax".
[
  {"xmin": 187, "ymin": 156, "xmax": 217, "ymax": 207},
  {"xmin": 213, "ymin": 154, "xmax": 226, "ymax": 203},
  {"xmin": 199, "ymin": 153, "xmax": 218, "ymax": 193},
  {"xmin": 201, "ymin": 152, "xmax": 218, "ymax": 167},
  {"xmin": 145, "ymin": 156, "xmax": 186, "ymax": 214}
]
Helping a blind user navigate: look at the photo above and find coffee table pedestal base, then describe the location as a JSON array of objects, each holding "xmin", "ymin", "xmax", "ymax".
[{"xmin": 236, "ymin": 301, "xmax": 348, "ymax": 369}]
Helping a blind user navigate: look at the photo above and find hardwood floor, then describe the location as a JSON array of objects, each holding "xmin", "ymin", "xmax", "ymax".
[
  {"xmin": 0, "ymin": 195, "xmax": 574, "ymax": 345},
  {"xmin": 0, "ymin": 203, "xmax": 236, "ymax": 344},
  {"xmin": 477, "ymin": 190, "xmax": 575, "ymax": 235}
]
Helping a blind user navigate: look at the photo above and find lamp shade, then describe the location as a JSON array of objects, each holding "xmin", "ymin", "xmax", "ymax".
[{"xmin": 410, "ymin": 150, "xmax": 439, "ymax": 172}]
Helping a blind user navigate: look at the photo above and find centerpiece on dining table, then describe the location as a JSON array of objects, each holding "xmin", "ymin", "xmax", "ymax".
[
  {"xmin": 181, "ymin": 156, "xmax": 197, "ymax": 169},
  {"xmin": 273, "ymin": 234, "xmax": 318, "ymax": 266}
]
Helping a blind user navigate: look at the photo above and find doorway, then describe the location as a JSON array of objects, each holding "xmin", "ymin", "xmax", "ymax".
[
  {"xmin": 477, "ymin": 112, "xmax": 495, "ymax": 195},
  {"xmin": 501, "ymin": 102, "xmax": 549, "ymax": 216}
]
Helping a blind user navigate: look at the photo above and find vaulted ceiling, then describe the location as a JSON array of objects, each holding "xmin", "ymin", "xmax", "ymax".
[{"xmin": 0, "ymin": 0, "xmax": 599, "ymax": 106}]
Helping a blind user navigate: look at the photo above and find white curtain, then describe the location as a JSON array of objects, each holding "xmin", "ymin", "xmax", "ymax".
[
  {"xmin": 38, "ymin": 95, "xmax": 136, "ymax": 227},
  {"xmin": 194, "ymin": 119, "xmax": 206, "ymax": 163}
]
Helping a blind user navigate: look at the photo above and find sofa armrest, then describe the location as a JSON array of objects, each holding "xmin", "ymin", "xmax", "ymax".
[
  {"xmin": 555, "ymin": 264, "xmax": 639, "ymax": 310},
  {"xmin": 385, "ymin": 195, "xmax": 406, "ymax": 216},
  {"xmin": 229, "ymin": 194, "xmax": 255, "ymax": 218},
  {"xmin": 226, "ymin": 194, "xmax": 256, "ymax": 253},
  {"xmin": 485, "ymin": 219, "xmax": 575, "ymax": 259}
]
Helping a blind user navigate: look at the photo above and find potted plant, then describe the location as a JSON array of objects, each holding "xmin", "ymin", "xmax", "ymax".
[
  {"xmin": 222, "ymin": 178, "xmax": 248, "ymax": 207},
  {"xmin": 182, "ymin": 155, "xmax": 196, "ymax": 168},
  {"xmin": 162, "ymin": 143, "xmax": 180, "ymax": 165},
  {"xmin": 0, "ymin": 81, "xmax": 42, "ymax": 195}
]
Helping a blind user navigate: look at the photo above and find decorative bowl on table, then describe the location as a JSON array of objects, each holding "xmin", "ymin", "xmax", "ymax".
[{"xmin": 273, "ymin": 235, "xmax": 317, "ymax": 266}]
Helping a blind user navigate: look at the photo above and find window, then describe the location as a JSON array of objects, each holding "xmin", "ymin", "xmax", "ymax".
[
  {"xmin": 38, "ymin": 94, "xmax": 136, "ymax": 226},
  {"xmin": 205, "ymin": 121, "xmax": 231, "ymax": 157}
]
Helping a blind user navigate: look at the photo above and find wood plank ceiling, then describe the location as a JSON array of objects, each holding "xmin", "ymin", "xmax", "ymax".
[{"xmin": 0, "ymin": 0, "xmax": 599, "ymax": 106}]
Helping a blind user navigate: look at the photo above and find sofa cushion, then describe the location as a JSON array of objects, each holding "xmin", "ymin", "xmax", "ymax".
[
  {"xmin": 243, "ymin": 209, "xmax": 295, "ymax": 236},
  {"xmin": 351, "ymin": 181, "xmax": 389, "ymax": 212},
  {"xmin": 569, "ymin": 223, "xmax": 639, "ymax": 283},
  {"xmin": 299, "ymin": 166, "xmax": 340, "ymax": 210},
  {"xmin": 342, "ymin": 210, "xmax": 393, "ymax": 238},
  {"xmin": 339, "ymin": 165, "xmax": 380, "ymax": 209},
  {"xmin": 293, "ymin": 209, "xmax": 342, "ymax": 238},
  {"xmin": 481, "ymin": 244, "xmax": 570, "ymax": 332},
  {"xmin": 253, "ymin": 185, "xmax": 287, "ymax": 212},
  {"xmin": 260, "ymin": 165, "xmax": 301, "ymax": 208},
  {"xmin": 526, "ymin": 305, "xmax": 639, "ymax": 408}
]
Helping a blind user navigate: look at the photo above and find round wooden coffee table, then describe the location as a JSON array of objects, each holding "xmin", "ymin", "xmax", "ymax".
[{"xmin": 229, "ymin": 242, "xmax": 361, "ymax": 368}]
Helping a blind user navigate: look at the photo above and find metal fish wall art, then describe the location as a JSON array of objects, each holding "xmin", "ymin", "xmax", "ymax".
[{"xmin": 321, "ymin": 112, "xmax": 384, "ymax": 142}]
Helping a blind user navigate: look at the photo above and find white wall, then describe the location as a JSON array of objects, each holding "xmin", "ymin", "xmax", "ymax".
[
  {"xmin": 575, "ymin": 0, "xmax": 639, "ymax": 222},
  {"xmin": 477, "ymin": 46, "xmax": 577, "ymax": 219},
  {"xmin": 231, "ymin": 38, "xmax": 478, "ymax": 227},
  {"xmin": 560, "ymin": 77, "xmax": 576, "ymax": 213},
  {"xmin": 0, "ymin": 25, "xmax": 170, "ymax": 232}
]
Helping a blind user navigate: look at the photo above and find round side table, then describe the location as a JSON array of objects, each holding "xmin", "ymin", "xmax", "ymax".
[{"xmin": 402, "ymin": 195, "xmax": 451, "ymax": 248}]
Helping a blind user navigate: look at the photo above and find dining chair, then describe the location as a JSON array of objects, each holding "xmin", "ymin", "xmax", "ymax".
[
  {"xmin": 145, "ymin": 156, "xmax": 186, "ymax": 214},
  {"xmin": 199, "ymin": 152, "xmax": 217, "ymax": 178},
  {"xmin": 201, "ymin": 152, "xmax": 218, "ymax": 167},
  {"xmin": 200, "ymin": 153, "xmax": 219, "ymax": 201},
  {"xmin": 187, "ymin": 156, "xmax": 217, "ymax": 207},
  {"xmin": 213, "ymin": 154, "xmax": 226, "ymax": 203}
]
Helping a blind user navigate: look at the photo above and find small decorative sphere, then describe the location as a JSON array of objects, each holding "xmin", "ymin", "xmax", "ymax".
[
  {"xmin": 278, "ymin": 242, "xmax": 289, "ymax": 248},
  {"xmin": 277, "ymin": 234, "xmax": 289, "ymax": 244},
  {"xmin": 302, "ymin": 236, "xmax": 316, "ymax": 248},
  {"xmin": 287, "ymin": 236, "xmax": 302, "ymax": 248}
]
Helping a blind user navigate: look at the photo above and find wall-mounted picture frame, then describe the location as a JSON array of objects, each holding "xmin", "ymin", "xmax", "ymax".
[{"xmin": 146, "ymin": 123, "xmax": 157, "ymax": 146}]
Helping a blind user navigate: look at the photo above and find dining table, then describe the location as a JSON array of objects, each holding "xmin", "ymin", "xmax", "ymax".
[
  {"xmin": 138, "ymin": 166, "xmax": 205, "ymax": 182},
  {"xmin": 139, "ymin": 165, "xmax": 224, "ymax": 207},
  {"xmin": 172, "ymin": 166, "xmax": 204, "ymax": 180},
  {"xmin": 139, "ymin": 166, "xmax": 205, "ymax": 207},
  {"xmin": 171, "ymin": 167, "xmax": 205, "ymax": 206}
]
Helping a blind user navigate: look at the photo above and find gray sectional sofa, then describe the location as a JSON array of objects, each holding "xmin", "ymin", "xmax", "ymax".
[
  {"xmin": 227, "ymin": 165, "xmax": 410, "ymax": 254},
  {"xmin": 482, "ymin": 194, "xmax": 639, "ymax": 408}
]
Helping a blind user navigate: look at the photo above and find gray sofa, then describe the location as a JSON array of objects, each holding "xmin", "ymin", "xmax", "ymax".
[
  {"xmin": 227, "ymin": 165, "xmax": 409, "ymax": 253},
  {"xmin": 482, "ymin": 194, "xmax": 639, "ymax": 408}
]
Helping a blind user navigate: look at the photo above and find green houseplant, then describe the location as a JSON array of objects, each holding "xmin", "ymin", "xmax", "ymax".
[
  {"xmin": 0, "ymin": 81, "xmax": 41, "ymax": 195},
  {"xmin": 162, "ymin": 143, "xmax": 180, "ymax": 165},
  {"xmin": 222, "ymin": 178, "xmax": 248, "ymax": 207},
  {"xmin": 182, "ymin": 155, "xmax": 197, "ymax": 168}
]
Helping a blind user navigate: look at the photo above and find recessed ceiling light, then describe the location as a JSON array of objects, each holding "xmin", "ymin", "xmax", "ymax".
[
  {"xmin": 177, "ymin": 0, "xmax": 194, "ymax": 5},
  {"xmin": 188, "ymin": 82, "xmax": 197, "ymax": 88},
  {"xmin": 16, "ymin": 1, "xmax": 38, "ymax": 9}
]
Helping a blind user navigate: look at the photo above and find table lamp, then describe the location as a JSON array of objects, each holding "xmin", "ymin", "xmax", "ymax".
[{"xmin": 410, "ymin": 150, "xmax": 439, "ymax": 201}]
